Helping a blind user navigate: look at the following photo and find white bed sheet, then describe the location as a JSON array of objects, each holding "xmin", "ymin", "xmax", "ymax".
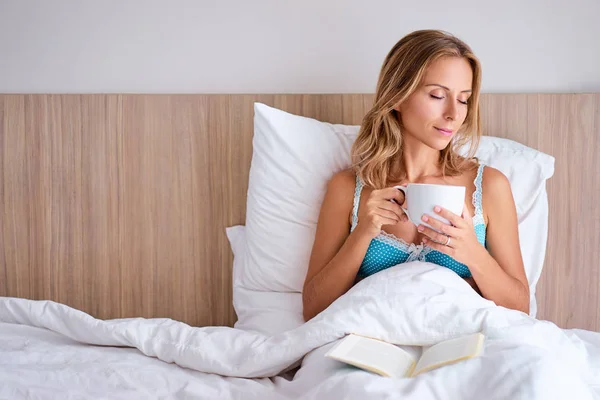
[
  {"xmin": 275, "ymin": 330, "xmax": 600, "ymax": 400},
  {"xmin": 2, "ymin": 262, "xmax": 600, "ymax": 400},
  {"xmin": 0, "ymin": 323, "xmax": 277, "ymax": 400},
  {"xmin": 3, "ymin": 321, "xmax": 599, "ymax": 400}
]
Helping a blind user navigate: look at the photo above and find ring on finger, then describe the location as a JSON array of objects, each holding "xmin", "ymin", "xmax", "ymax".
[{"xmin": 444, "ymin": 236, "xmax": 451, "ymax": 246}]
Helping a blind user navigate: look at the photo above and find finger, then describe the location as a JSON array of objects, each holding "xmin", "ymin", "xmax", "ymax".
[
  {"xmin": 377, "ymin": 200, "xmax": 406, "ymax": 220},
  {"xmin": 391, "ymin": 187, "xmax": 406, "ymax": 205},
  {"xmin": 378, "ymin": 215, "xmax": 401, "ymax": 227},
  {"xmin": 461, "ymin": 204, "xmax": 474, "ymax": 227},
  {"xmin": 418, "ymin": 225, "xmax": 453, "ymax": 246},
  {"xmin": 375, "ymin": 208, "xmax": 401, "ymax": 223},
  {"xmin": 392, "ymin": 210, "xmax": 409, "ymax": 223},
  {"xmin": 420, "ymin": 214, "xmax": 459, "ymax": 237},
  {"xmin": 376, "ymin": 206, "xmax": 408, "ymax": 223},
  {"xmin": 423, "ymin": 237, "xmax": 456, "ymax": 257},
  {"xmin": 433, "ymin": 206, "xmax": 464, "ymax": 227},
  {"xmin": 379, "ymin": 187, "xmax": 406, "ymax": 204}
]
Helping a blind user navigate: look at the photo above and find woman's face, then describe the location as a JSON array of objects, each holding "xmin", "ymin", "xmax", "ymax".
[{"xmin": 396, "ymin": 56, "xmax": 473, "ymax": 150}]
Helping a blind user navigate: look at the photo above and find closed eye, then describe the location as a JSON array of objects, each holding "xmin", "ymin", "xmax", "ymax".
[{"xmin": 430, "ymin": 94, "xmax": 469, "ymax": 105}]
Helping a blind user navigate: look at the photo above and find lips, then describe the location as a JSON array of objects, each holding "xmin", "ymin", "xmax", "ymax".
[{"xmin": 435, "ymin": 127, "xmax": 453, "ymax": 136}]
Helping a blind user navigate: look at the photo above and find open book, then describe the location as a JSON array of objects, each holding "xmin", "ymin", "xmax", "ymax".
[{"xmin": 325, "ymin": 332, "xmax": 485, "ymax": 378}]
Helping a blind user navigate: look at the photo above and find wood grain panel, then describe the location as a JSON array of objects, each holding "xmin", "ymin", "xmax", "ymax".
[
  {"xmin": 478, "ymin": 94, "xmax": 600, "ymax": 331},
  {"xmin": 0, "ymin": 93, "xmax": 598, "ymax": 330},
  {"xmin": 1, "ymin": 96, "xmax": 28, "ymax": 299}
]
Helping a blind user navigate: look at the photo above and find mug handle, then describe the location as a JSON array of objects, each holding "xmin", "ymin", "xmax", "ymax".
[{"xmin": 392, "ymin": 185, "xmax": 411, "ymax": 223}]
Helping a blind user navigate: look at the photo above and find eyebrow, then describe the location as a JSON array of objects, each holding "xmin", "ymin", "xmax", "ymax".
[{"xmin": 425, "ymin": 84, "xmax": 472, "ymax": 93}]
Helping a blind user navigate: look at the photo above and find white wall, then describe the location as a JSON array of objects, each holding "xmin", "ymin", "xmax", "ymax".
[{"xmin": 1, "ymin": 0, "xmax": 598, "ymax": 94}]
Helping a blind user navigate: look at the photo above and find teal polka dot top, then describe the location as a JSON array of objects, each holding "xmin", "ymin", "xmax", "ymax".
[{"xmin": 352, "ymin": 164, "xmax": 487, "ymax": 279}]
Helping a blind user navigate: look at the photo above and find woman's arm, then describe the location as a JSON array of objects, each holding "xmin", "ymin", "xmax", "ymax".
[
  {"xmin": 302, "ymin": 171, "xmax": 372, "ymax": 322},
  {"xmin": 418, "ymin": 167, "xmax": 530, "ymax": 313},
  {"xmin": 302, "ymin": 170, "xmax": 406, "ymax": 321},
  {"xmin": 467, "ymin": 167, "xmax": 530, "ymax": 313}
]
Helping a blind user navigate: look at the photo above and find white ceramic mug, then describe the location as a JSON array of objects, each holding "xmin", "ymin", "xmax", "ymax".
[{"xmin": 393, "ymin": 183, "xmax": 466, "ymax": 230}]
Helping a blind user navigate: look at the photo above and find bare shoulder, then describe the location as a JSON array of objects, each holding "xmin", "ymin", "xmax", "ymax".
[
  {"xmin": 481, "ymin": 166, "xmax": 515, "ymax": 221},
  {"xmin": 481, "ymin": 166, "xmax": 511, "ymax": 196},
  {"xmin": 324, "ymin": 169, "xmax": 358, "ymax": 224},
  {"xmin": 327, "ymin": 169, "xmax": 357, "ymax": 200},
  {"xmin": 329, "ymin": 168, "xmax": 356, "ymax": 187}
]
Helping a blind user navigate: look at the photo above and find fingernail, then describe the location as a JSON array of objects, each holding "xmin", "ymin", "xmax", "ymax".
[
  {"xmin": 418, "ymin": 225, "xmax": 424, "ymax": 232},
  {"xmin": 421, "ymin": 215, "xmax": 429, "ymax": 222},
  {"xmin": 434, "ymin": 206, "xmax": 441, "ymax": 212}
]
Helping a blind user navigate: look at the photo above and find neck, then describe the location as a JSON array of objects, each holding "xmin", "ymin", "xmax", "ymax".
[{"xmin": 397, "ymin": 134, "xmax": 441, "ymax": 182}]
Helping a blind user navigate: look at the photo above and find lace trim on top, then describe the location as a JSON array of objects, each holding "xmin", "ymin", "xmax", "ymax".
[
  {"xmin": 350, "ymin": 175, "xmax": 363, "ymax": 232},
  {"xmin": 471, "ymin": 164, "xmax": 485, "ymax": 227},
  {"xmin": 377, "ymin": 230, "xmax": 434, "ymax": 261}
]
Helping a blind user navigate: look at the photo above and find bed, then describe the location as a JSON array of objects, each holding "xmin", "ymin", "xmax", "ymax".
[{"xmin": 0, "ymin": 93, "xmax": 599, "ymax": 399}]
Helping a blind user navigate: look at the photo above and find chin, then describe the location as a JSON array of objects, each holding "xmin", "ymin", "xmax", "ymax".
[{"xmin": 425, "ymin": 138, "xmax": 452, "ymax": 151}]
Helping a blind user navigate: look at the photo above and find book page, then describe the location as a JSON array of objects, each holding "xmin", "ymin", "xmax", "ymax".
[
  {"xmin": 411, "ymin": 333, "xmax": 484, "ymax": 377},
  {"xmin": 325, "ymin": 334, "xmax": 415, "ymax": 378}
]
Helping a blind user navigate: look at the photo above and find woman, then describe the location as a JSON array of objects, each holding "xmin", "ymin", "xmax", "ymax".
[{"xmin": 302, "ymin": 30, "xmax": 530, "ymax": 322}]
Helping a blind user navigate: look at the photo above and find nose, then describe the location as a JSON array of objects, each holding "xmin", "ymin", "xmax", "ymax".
[{"xmin": 444, "ymin": 101, "xmax": 460, "ymax": 121}]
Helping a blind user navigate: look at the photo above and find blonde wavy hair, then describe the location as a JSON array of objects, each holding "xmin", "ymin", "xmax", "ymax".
[{"xmin": 351, "ymin": 30, "xmax": 482, "ymax": 189}]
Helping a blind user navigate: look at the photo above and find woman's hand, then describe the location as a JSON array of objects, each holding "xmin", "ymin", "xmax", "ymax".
[
  {"xmin": 417, "ymin": 204, "xmax": 487, "ymax": 267},
  {"xmin": 356, "ymin": 187, "xmax": 407, "ymax": 239}
]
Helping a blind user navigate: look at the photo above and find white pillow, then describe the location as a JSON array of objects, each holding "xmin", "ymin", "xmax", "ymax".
[
  {"xmin": 233, "ymin": 103, "xmax": 554, "ymax": 327},
  {"xmin": 242, "ymin": 104, "xmax": 359, "ymax": 293},
  {"xmin": 226, "ymin": 225, "xmax": 304, "ymax": 334}
]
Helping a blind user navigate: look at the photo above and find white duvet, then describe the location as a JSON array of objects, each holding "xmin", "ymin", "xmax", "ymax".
[{"xmin": 2, "ymin": 262, "xmax": 600, "ymax": 399}]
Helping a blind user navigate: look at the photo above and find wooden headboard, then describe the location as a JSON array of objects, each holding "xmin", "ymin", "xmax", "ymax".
[{"xmin": 0, "ymin": 94, "xmax": 598, "ymax": 330}]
